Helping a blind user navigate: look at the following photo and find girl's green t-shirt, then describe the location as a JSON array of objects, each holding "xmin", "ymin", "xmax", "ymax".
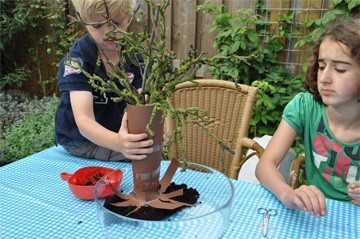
[{"xmin": 282, "ymin": 92, "xmax": 360, "ymax": 201}]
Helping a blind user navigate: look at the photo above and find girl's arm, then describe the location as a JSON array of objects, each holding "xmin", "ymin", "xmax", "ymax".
[
  {"xmin": 70, "ymin": 90, "xmax": 153, "ymax": 160},
  {"xmin": 255, "ymin": 119, "xmax": 327, "ymax": 217}
]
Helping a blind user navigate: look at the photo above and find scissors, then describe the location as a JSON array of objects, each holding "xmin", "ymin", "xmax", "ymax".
[{"xmin": 257, "ymin": 208, "xmax": 278, "ymax": 237}]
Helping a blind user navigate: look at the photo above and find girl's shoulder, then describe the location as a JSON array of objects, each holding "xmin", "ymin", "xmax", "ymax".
[
  {"xmin": 290, "ymin": 92, "xmax": 324, "ymax": 110},
  {"xmin": 292, "ymin": 92, "xmax": 315, "ymax": 103}
]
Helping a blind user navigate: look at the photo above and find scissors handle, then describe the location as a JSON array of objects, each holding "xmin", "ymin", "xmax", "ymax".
[
  {"xmin": 258, "ymin": 208, "xmax": 277, "ymax": 237},
  {"xmin": 257, "ymin": 207, "xmax": 267, "ymax": 215},
  {"xmin": 262, "ymin": 216, "xmax": 269, "ymax": 236},
  {"xmin": 267, "ymin": 209, "xmax": 278, "ymax": 216}
]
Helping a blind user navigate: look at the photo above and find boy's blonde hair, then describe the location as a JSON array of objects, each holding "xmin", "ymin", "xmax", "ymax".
[{"xmin": 71, "ymin": 0, "xmax": 137, "ymax": 23}]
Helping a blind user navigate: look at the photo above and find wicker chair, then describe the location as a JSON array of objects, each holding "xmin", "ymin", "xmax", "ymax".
[
  {"xmin": 289, "ymin": 155, "xmax": 306, "ymax": 189},
  {"xmin": 165, "ymin": 79, "xmax": 264, "ymax": 179}
]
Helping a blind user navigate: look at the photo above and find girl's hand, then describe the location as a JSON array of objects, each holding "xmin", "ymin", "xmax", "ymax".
[
  {"xmin": 281, "ymin": 185, "xmax": 327, "ymax": 217},
  {"xmin": 348, "ymin": 182, "xmax": 360, "ymax": 206}
]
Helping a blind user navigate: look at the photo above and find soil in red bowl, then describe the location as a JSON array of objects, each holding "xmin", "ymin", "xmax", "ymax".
[
  {"xmin": 83, "ymin": 171, "xmax": 107, "ymax": 186},
  {"xmin": 68, "ymin": 167, "xmax": 115, "ymax": 186},
  {"xmin": 62, "ymin": 167, "xmax": 122, "ymax": 200}
]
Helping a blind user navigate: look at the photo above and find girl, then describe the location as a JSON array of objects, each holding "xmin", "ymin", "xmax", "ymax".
[{"xmin": 255, "ymin": 17, "xmax": 360, "ymax": 217}]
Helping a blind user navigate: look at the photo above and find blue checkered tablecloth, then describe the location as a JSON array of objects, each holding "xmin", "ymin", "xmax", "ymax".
[{"xmin": 0, "ymin": 146, "xmax": 358, "ymax": 239}]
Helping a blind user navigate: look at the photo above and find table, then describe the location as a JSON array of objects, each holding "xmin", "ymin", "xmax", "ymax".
[{"xmin": 0, "ymin": 146, "xmax": 358, "ymax": 239}]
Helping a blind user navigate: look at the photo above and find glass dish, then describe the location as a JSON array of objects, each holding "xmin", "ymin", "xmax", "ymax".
[{"xmin": 94, "ymin": 161, "xmax": 234, "ymax": 239}]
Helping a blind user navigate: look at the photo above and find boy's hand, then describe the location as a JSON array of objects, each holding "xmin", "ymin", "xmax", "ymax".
[
  {"xmin": 348, "ymin": 182, "xmax": 360, "ymax": 206},
  {"xmin": 117, "ymin": 112, "xmax": 154, "ymax": 160}
]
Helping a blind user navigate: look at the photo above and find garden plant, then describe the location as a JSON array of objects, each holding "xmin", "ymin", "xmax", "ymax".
[{"xmin": 198, "ymin": 1, "xmax": 304, "ymax": 138}]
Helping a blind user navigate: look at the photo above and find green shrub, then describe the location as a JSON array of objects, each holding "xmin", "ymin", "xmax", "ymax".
[
  {"xmin": 0, "ymin": 93, "xmax": 59, "ymax": 166},
  {"xmin": 198, "ymin": 2, "xmax": 304, "ymax": 138},
  {"xmin": 0, "ymin": 67, "xmax": 31, "ymax": 90},
  {"xmin": 251, "ymin": 71, "xmax": 304, "ymax": 136},
  {"xmin": 0, "ymin": 90, "xmax": 33, "ymax": 138}
]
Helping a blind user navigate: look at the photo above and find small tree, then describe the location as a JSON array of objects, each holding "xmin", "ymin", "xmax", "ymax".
[
  {"xmin": 70, "ymin": 0, "xmax": 235, "ymax": 218},
  {"xmin": 71, "ymin": 0, "xmax": 233, "ymax": 162}
]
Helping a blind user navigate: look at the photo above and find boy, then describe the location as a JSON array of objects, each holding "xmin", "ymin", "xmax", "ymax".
[{"xmin": 55, "ymin": 0, "xmax": 155, "ymax": 161}]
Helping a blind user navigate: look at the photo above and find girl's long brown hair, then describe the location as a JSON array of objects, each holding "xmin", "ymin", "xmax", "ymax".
[{"xmin": 305, "ymin": 17, "xmax": 360, "ymax": 102}]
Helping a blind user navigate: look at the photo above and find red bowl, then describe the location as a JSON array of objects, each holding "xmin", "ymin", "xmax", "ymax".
[{"xmin": 61, "ymin": 166, "xmax": 122, "ymax": 200}]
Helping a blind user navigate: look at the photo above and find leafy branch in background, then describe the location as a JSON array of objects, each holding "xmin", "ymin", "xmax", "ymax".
[
  {"xmin": 44, "ymin": 0, "xmax": 85, "ymax": 59},
  {"xmin": 1, "ymin": 0, "xmax": 83, "ymax": 95},
  {"xmin": 0, "ymin": 0, "xmax": 29, "ymax": 51},
  {"xmin": 295, "ymin": 0, "xmax": 360, "ymax": 49},
  {"xmin": 0, "ymin": 67, "xmax": 31, "ymax": 90},
  {"xmin": 0, "ymin": 0, "xmax": 31, "ymax": 89},
  {"xmin": 27, "ymin": 0, "xmax": 84, "ymax": 96}
]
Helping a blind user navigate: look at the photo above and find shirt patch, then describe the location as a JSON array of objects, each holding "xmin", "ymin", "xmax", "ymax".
[
  {"xmin": 64, "ymin": 58, "xmax": 83, "ymax": 77},
  {"xmin": 126, "ymin": 72, "xmax": 134, "ymax": 83}
]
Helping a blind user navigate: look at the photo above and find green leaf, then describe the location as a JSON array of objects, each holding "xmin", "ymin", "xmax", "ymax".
[
  {"xmin": 348, "ymin": 0, "xmax": 360, "ymax": 10},
  {"xmin": 333, "ymin": 0, "xmax": 343, "ymax": 6},
  {"xmin": 230, "ymin": 41, "xmax": 240, "ymax": 53},
  {"xmin": 240, "ymin": 41, "xmax": 246, "ymax": 50},
  {"xmin": 247, "ymin": 31, "xmax": 259, "ymax": 43}
]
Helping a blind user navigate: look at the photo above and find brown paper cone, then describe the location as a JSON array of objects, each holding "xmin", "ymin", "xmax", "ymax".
[{"xmin": 126, "ymin": 103, "xmax": 163, "ymax": 202}]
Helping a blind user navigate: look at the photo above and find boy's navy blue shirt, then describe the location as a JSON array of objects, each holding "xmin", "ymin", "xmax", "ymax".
[{"xmin": 54, "ymin": 34, "xmax": 143, "ymax": 146}]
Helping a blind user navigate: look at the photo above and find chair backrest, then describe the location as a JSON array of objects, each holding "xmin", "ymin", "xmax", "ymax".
[
  {"xmin": 289, "ymin": 155, "xmax": 306, "ymax": 189},
  {"xmin": 165, "ymin": 79, "xmax": 258, "ymax": 178}
]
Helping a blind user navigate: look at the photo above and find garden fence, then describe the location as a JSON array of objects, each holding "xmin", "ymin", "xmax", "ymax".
[{"xmin": 11, "ymin": 0, "xmax": 331, "ymax": 96}]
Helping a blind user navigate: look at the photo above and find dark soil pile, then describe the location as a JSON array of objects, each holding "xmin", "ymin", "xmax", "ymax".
[
  {"xmin": 83, "ymin": 172, "xmax": 104, "ymax": 186},
  {"xmin": 103, "ymin": 182, "xmax": 200, "ymax": 221}
]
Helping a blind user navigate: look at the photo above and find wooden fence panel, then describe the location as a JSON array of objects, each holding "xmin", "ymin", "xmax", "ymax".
[
  {"xmin": 224, "ymin": 0, "xmax": 255, "ymax": 13},
  {"xmin": 171, "ymin": 0, "xmax": 197, "ymax": 59},
  {"xmin": 196, "ymin": 0, "xmax": 222, "ymax": 78},
  {"xmin": 268, "ymin": 0, "xmax": 294, "ymax": 66},
  {"xmin": 133, "ymin": 0, "xmax": 330, "ymax": 77},
  {"xmin": 294, "ymin": 0, "xmax": 330, "ymax": 72}
]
